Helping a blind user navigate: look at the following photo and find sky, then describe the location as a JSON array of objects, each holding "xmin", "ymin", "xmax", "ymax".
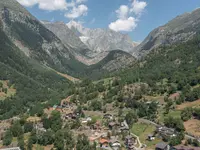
[{"xmin": 16, "ymin": 0, "xmax": 200, "ymax": 42}]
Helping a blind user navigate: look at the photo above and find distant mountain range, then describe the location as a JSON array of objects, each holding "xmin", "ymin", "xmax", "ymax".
[{"xmin": 43, "ymin": 20, "xmax": 138, "ymax": 65}]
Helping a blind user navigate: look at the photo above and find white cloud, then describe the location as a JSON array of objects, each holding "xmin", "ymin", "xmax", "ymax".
[
  {"xmin": 109, "ymin": 0, "xmax": 147, "ymax": 32},
  {"xmin": 76, "ymin": 0, "xmax": 87, "ymax": 4},
  {"xmin": 17, "ymin": 0, "xmax": 38, "ymax": 7},
  {"xmin": 109, "ymin": 17, "xmax": 137, "ymax": 32},
  {"xmin": 116, "ymin": 5, "xmax": 129, "ymax": 19},
  {"xmin": 130, "ymin": 0, "xmax": 147, "ymax": 15},
  {"xmin": 65, "ymin": 4, "xmax": 88, "ymax": 19},
  {"xmin": 17, "ymin": 0, "xmax": 67, "ymax": 11}
]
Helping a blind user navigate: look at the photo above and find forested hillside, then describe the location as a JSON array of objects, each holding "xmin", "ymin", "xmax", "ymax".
[
  {"xmin": 0, "ymin": 27, "xmax": 74, "ymax": 119},
  {"xmin": 118, "ymin": 33, "xmax": 200, "ymax": 101}
]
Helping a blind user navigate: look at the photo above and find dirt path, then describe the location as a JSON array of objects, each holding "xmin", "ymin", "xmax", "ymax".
[{"xmin": 56, "ymin": 71, "xmax": 80, "ymax": 83}]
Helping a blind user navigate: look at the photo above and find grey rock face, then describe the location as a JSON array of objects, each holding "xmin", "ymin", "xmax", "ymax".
[
  {"xmin": 0, "ymin": 0, "xmax": 83, "ymax": 73},
  {"xmin": 66, "ymin": 21, "xmax": 138, "ymax": 54},
  {"xmin": 134, "ymin": 8, "xmax": 200, "ymax": 57},
  {"xmin": 42, "ymin": 21, "xmax": 90, "ymax": 55}
]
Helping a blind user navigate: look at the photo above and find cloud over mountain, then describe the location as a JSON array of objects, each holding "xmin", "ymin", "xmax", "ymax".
[{"xmin": 109, "ymin": 0, "xmax": 147, "ymax": 32}]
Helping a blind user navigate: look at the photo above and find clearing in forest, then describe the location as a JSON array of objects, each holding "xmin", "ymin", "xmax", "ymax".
[
  {"xmin": 176, "ymin": 99, "xmax": 200, "ymax": 110},
  {"xmin": 0, "ymin": 80, "xmax": 16, "ymax": 100}
]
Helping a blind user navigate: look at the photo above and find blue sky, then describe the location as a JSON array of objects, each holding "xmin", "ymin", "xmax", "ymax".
[{"xmin": 17, "ymin": 0, "xmax": 200, "ymax": 42}]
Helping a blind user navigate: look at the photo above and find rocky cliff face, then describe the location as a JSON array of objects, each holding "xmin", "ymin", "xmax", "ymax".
[
  {"xmin": 42, "ymin": 21, "xmax": 91, "ymax": 55},
  {"xmin": 66, "ymin": 21, "xmax": 138, "ymax": 55},
  {"xmin": 0, "ymin": 0, "xmax": 86, "ymax": 74},
  {"xmin": 134, "ymin": 8, "xmax": 200, "ymax": 57}
]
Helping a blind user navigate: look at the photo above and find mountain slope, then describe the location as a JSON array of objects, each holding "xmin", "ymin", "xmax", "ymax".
[
  {"xmin": 0, "ymin": 24, "xmax": 74, "ymax": 119},
  {"xmin": 66, "ymin": 21, "xmax": 138, "ymax": 55},
  {"xmin": 120, "ymin": 34, "xmax": 200, "ymax": 87},
  {"xmin": 134, "ymin": 8, "xmax": 200, "ymax": 57},
  {"xmin": 0, "ymin": 0, "xmax": 87, "ymax": 76}
]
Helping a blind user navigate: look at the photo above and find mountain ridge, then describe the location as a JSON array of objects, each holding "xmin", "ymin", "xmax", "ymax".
[{"xmin": 134, "ymin": 8, "xmax": 200, "ymax": 57}]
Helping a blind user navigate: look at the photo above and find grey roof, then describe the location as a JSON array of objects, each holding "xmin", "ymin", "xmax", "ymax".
[
  {"xmin": 156, "ymin": 142, "xmax": 168, "ymax": 149},
  {"xmin": 0, "ymin": 147, "xmax": 21, "ymax": 150}
]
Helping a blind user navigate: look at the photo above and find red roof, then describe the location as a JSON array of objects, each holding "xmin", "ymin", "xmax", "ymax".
[{"xmin": 99, "ymin": 138, "xmax": 109, "ymax": 144}]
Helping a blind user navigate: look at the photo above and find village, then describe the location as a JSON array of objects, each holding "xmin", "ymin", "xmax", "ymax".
[{"xmin": 1, "ymin": 93, "xmax": 200, "ymax": 150}]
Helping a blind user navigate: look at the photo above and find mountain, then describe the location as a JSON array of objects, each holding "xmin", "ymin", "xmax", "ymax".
[
  {"xmin": 0, "ymin": 0, "xmax": 87, "ymax": 76},
  {"xmin": 0, "ymin": 0, "xmax": 87, "ymax": 118},
  {"xmin": 134, "ymin": 8, "xmax": 200, "ymax": 57},
  {"xmin": 43, "ymin": 20, "xmax": 137, "ymax": 66},
  {"xmin": 66, "ymin": 21, "xmax": 139, "ymax": 55},
  {"xmin": 90, "ymin": 50, "xmax": 136, "ymax": 72},
  {"xmin": 42, "ymin": 21, "xmax": 91, "ymax": 56}
]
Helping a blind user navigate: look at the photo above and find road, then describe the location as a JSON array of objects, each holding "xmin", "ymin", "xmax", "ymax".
[{"xmin": 130, "ymin": 133, "xmax": 144, "ymax": 150}]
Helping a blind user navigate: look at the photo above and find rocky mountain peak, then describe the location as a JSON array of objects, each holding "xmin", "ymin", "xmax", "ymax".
[{"xmin": 66, "ymin": 20, "xmax": 138, "ymax": 54}]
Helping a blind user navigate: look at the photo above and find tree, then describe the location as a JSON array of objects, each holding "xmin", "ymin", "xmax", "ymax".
[
  {"xmin": 17, "ymin": 135, "xmax": 25, "ymax": 150},
  {"xmin": 24, "ymin": 122, "xmax": 33, "ymax": 133},
  {"xmin": 181, "ymin": 107, "xmax": 193, "ymax": 121},
  {"xmin": 63, "ymin": 129, "xmax": 75, "ymax": 150},
  {"xmin": 3, "ymin": 130, "xmax": 13, "ymax": 146},
  {"xmin": 76, "ymin": 134, "xmax": 91, "ymax": 150},
  {"xmin": 54, "ymin": 130, "xmax": 64, "ymax": 150},
  {"xmin": 27, "ymin": 136, "xmax": 33, "ymax": 150},
  {"xmin": 50, "ymin": 111, "xmax": 62, "ymax": 132},
  {"xmin": 41, "ymin": 130, "xmax": 54, "ymax": 146},
  {"xmin": 125, "ymin": 111, "xmax": 138, "ymax": 128},
  {"xmin": 10, "ymin": 121, "xmax": 23, "ymax": 137}
]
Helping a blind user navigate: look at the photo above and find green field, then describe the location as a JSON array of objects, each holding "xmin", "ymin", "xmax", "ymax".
[{"xmin": 131, "ymin": 122, "xmax": 162, "ymax": 149}]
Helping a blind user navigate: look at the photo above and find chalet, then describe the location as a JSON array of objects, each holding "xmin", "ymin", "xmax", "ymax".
[
  {"xmin": 173, "ymin": 145, "xmax": 200, "ymax": 150},
  {"xmin": 125, "ymin": 135, "xmax": 135, "ymax": 150},
  {"xmin": 155, "ymin": 142, "xmax": 170, "ymax": 150},
  {"xmin": 157, "ymin": 126, "xmax": 176, "ymax": 139},
  {"xmin": 65, "ymin": 113, "xmax": 77, "ymax": 120},
  {"xmin": 108, "ymin": 122, "xmax": 119, "ymax": 130},
  {"xmin": 99, "ymin": 138, "xmax": 109, "ymax": 148},
  {"xmin": 81, "ymin": 117, "xmax": 92, "ymax": 124},
  {"xmin": 61, "ymin": 98, "xmax": 72, "ymax": 108},
  {"xmin": 103, "ymin": 114, "xmax": 113, "ymax": 120},
  {"xmin": 110, "ymin": 139, "xmax": 121, "ymax": 148}
]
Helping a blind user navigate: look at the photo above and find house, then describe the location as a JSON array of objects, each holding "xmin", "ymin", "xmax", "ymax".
[
  {"xmin": 155, "ymin": 142, "xmax": 170, "ymax": 150},
  {"xmin": 173, "ymin": 145, "xmax": 200, "ymax": 150},
  {"xmin": 119, "ymin": 120, "xmax": 129, "ymax": 132},
  {"xmin": 103, "ymin": 114, "xmax": 113, "ymax": 120},
  {"xmin": 125, "ymin": 135, "xmax": 135, "ymax": 150},
  {"xmin": 108, "ymin": 122, "xmax": 119, "ymax": 130},
  {"xmin": 99, "ymin": 138, "xmax": 109, "ymax": 148},
  {"xmin": 61, "ymin": 97, "xmax": 72, "ymax": 108},
  {"xmin": 157, "ymin": 126, "xmax": 176, "ymax": 139},
  {"xmin": 81, "ymin": 117, "xmax": 92, "ymax": 124},
  {"xmin": 110, "ymin": 139, "xmax": 121, "ymax": 148},
  {"xmin": 148, "ymin": 134, "xmax": 155, "ymax": 141}
]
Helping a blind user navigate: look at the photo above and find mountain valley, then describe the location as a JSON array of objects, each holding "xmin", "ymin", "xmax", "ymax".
[{"xmin": 0, "ymin": 1, "xmax": 200, "ymax": 150}]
